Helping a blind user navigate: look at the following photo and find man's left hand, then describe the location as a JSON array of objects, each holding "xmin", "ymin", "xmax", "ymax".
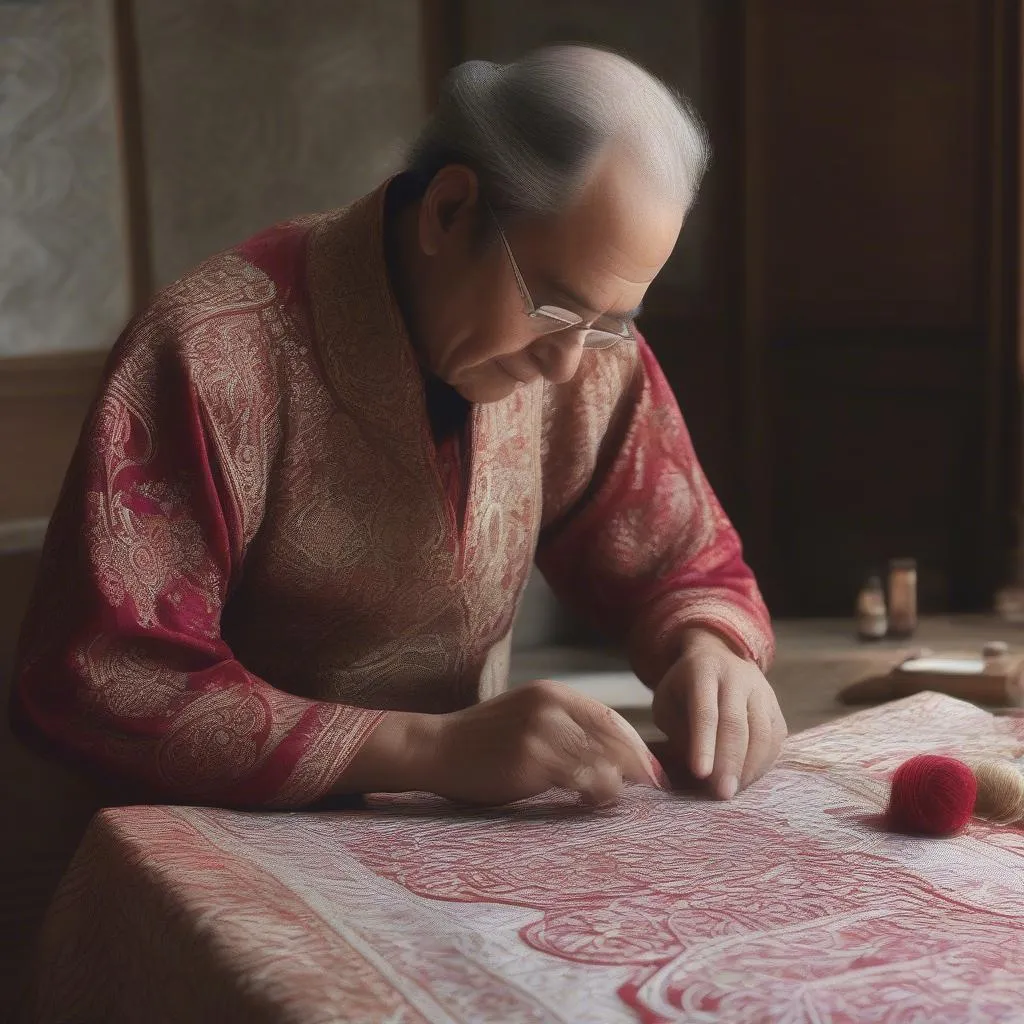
[{"xmin": 651, "ymin": 629, "xmax": 787, "ymax": 799}]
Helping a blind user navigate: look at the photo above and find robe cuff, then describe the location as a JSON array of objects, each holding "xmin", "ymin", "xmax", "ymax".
[
  {"xmin": 627, "ymin": 590, "xmax": 775, "ymax": 690},
  {"xmin": 265, "ymin": 706, "xmax": 388, "ymax": 809}
]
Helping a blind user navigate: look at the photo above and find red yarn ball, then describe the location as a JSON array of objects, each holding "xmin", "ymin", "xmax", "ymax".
[{"xmin": 886, "ymin": 754, "xmax": 977, "ymax": 836}]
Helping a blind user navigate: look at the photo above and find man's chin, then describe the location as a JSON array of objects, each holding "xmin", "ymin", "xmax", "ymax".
[{"xmin": 455, "ymin": 376, "xmax": 522, "ymax": 404}]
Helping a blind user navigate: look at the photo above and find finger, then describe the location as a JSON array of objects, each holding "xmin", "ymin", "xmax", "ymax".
[
  {"xmin": 739, "ymin": 695, "xmax": 775, "ymax": 790},
  {"xmin": 710, "ymin": 687, "xmax": 749, "ymax": 800},
  {"xmin": 605, "ymin": 707, "xmax": 670, "ymax": 789},
  {"xmin": 685, "ymin": 663, "xmax": 720, "ymax": 780},
  {"xmin": 645, "ymin": 739, "xmax": 702, "ymax": 790},
  {"xmin": 772, "ymin": 699, "xmax": 790, "ymax": 748},
  {"xmin": 768, "ymin": 699, "xmax": 789, "ymax": 771},
  {"xmin": 575, "ymin": 757, "xmax": 625, "ymax": 807},
  {"xmin": 545, "ymin": 748, "xmax": 624, "ymax": 806},
  {"xmin": 562, "ymin": 696, "xmax": 665, "ymax": 789},
  {"xmin": 530, "ymin": 707, "xmax": 589, "ymax": 782},
  {"xmin": 526, "ymin": 704, "xmax": 630, "ymax": 803},
  {"xmin": 759, "ymin": 685, "xmax": 788, "ymax": 765}
]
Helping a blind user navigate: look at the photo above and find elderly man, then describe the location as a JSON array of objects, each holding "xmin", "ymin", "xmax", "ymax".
[{"xmin": 12, "ymin": 46, "xmax": 785, "ymax": 810}]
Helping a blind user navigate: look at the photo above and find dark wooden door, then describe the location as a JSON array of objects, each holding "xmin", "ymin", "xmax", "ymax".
[
  {"xmin": 743, "ymin": 0, "xmax": 1016, "ymax": 615},
  {"xmin": 425, "ymin": 0, "xmax": 1019, "ymax": 618}
]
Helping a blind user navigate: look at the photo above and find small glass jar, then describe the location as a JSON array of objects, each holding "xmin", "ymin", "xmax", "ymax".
[
  {"xmin": 982, "ymin": 640, "xmax": 1009, "ymax": 663},
  {"xmin": 888, "ymin": 558, "xmax": 918, "ymax": 638},
  {"xmin": 856, "ymin": 575, "xmax": 888, "ymax": 640}
]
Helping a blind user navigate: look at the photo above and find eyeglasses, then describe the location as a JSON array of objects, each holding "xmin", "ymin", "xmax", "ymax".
[{"xmin": 489, "ymin": 208, "xmax": 633, "ymax": 351}]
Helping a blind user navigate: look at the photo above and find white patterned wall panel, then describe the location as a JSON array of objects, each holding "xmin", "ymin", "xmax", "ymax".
[{"xmin": 0, "ymin": 0, "xmax": 129, "ymax": 357}]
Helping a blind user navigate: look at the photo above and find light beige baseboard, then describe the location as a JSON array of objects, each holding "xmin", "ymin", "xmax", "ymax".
[
  {"xmin": 0, "ymin": 350, "xmax": 105, "ymax": 522},
  {"xmin": 0, "ymin": 518, "xmax": 48, "ymax": 555}
]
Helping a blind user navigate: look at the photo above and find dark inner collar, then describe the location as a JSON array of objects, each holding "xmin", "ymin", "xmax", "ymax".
[{"xmin": 383, "ymin": 172, "xmax": 470, "ymax": 444}]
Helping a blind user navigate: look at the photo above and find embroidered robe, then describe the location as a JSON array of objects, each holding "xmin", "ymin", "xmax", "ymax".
[{"xmin": 11, "ymin": 184, "xmax": 773, "ymax": 808}]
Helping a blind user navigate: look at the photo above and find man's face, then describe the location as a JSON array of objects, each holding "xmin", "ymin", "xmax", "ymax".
[{"xmin": 415, "ymin": 156, "xmax": 685, "ymax": 403}]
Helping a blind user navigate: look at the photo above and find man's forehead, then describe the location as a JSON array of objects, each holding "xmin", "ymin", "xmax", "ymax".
[
  {"xmin": 522, "ymin": 203, "xmax": 678, "ymax": 291},
  {"xmin": 533, "ymin": 174, "xmax": 683, "ymax": 267},
  {"xmin": 543, "ymin": 276, "xmax": 645, "ymax": 322}
]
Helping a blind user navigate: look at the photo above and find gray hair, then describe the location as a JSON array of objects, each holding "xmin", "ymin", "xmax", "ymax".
[{"xmin": 407, "ymin": 45, "xmax": 710, "ymax": 219}]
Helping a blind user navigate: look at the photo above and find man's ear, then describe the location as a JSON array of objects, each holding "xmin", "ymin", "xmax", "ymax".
[{"xmin": 419, "ymin": 165, "xmax": 480, "ymax": 256}]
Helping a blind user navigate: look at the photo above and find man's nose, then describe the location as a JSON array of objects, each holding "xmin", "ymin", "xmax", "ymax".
[{"xmin": 530, "ymin": 330, "xmax": 586, "ymax": 383}]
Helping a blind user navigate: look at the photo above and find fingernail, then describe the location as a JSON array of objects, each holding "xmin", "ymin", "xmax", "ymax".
[
  {"xmin": 646, "ymin": 754, "xmax": 670, "ymax": 791},
  {"xmin": 719, "ymin": 775, "xmax": 738, "ymax": 800}
]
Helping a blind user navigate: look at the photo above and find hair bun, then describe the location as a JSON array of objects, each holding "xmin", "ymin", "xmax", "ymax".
[{"xmin": 443, "ymin": 59, "xmax": 504, "ymax": 103}]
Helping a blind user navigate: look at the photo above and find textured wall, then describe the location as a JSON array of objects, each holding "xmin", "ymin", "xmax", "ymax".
[
  {"xmin": 0, "ymin": 0, "xmax": 129, "ymax": 357},
  {"xmin": 134, "ymin": 0, "xmax": 424, "ymax": 288}
]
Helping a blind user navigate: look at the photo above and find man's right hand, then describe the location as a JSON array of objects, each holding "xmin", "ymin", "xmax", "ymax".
[
  {"xmin": 345, "ymin": 679, "xmax": 666, "ymax": 806},
  {"xmin": 433, "ymin": 680, "xmax": 666, "ymax": 805}
]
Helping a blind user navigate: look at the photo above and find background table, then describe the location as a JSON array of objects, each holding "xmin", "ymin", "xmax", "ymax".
[
  {"xmin": 511, "ymin": 615, "xmax": 1024, "ymax": 739},
  {"xmin": 27, "ymin": 692, "xmax": 1024, "ymax": 1023}
]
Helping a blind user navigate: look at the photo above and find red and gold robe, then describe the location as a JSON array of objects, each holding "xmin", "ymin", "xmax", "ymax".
[{"xmin": 11, "ymin": 184, "xmax": 773, "ymax": 809}]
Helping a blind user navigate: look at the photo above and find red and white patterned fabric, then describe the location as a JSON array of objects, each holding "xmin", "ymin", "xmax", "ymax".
[{"xmin": 28, "ymin": 692, "xmax": 1024, "ymax": 1023}]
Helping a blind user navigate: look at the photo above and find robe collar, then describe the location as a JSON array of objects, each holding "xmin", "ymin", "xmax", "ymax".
[{"xmin": 305, "ymin": 181, "xmax": 437, "ymax": 459}]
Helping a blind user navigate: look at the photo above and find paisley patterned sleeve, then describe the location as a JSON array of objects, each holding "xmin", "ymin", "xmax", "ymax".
[
  {"xmin": 10, "ymin": 295, "xmax": 384, "ymax": 810},
  {"xmin": 536, "ymin": 332, "xmax": 774, "ymax": 689}
]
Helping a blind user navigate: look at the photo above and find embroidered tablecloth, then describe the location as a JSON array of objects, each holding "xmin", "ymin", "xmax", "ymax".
[{"xmin": 27, "ymin": 693, "xmax": 1024, "ymax": 1023}]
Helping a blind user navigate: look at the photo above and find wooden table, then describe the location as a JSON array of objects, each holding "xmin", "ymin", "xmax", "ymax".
[{"xmin": 510, "ymin": 616, "xmax": 1024, "ymax": 739}]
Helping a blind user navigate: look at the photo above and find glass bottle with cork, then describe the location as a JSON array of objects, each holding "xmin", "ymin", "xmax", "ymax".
[
  {"xmin": 856, "ymin": 573, "xmax": 888, "ymax": 640},
  {"xmin": 888, "ymin": 558, "xmax": 918, "ymax": 638}
]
